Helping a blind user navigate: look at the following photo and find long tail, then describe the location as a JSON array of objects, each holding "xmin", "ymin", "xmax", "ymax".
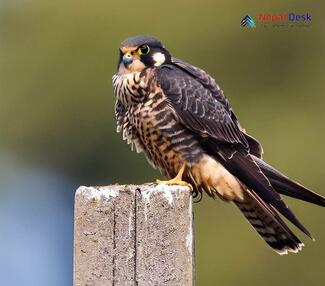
[
  {"xmin": 254, "ymin": 156, "xmax": 325, "ymax": 207},
  {"xmin": 216, "ymin": 147, "xmax": 313, "ymax": 239},
  {"xmin": 235, "ymin": 189, "xmax": 304, "ymax": 254}
]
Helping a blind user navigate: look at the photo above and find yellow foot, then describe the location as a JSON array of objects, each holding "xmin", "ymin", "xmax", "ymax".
[{"xmin": 156, "ymin": 178, "xmax": 193, "ymax": 191}]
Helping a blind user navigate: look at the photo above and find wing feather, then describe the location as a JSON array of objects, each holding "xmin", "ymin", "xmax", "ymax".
[
  {"xmin": 171, "ymin": 58, "xmax": 264, "ymax": 158},
  {"xmin": 156, "ymin": 64, "xmax": 249, "ymax": 152}
]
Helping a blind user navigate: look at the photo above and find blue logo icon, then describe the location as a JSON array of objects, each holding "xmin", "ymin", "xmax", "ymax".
[{"xmin": 241, "ymin": 15, "xmax": 256, "ymax": 28}]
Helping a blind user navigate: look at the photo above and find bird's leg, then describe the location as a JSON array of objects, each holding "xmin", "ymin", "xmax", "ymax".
[{"xmin": 156, "ymin": 164, "xmax": 192, "ymax": 191}]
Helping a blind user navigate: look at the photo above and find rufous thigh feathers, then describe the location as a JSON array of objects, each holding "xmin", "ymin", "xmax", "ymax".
[{"xmin": 190, "ymin": 155, "xmax": 244, "ymax": 201}]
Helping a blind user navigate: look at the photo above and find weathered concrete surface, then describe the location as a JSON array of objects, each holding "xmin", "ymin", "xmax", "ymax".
[{"xmin": 74, "ymin": 184, "xmax": 194, "ymax": 286}]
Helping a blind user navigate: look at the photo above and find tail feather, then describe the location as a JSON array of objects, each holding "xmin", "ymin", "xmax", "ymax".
[
  {"xmin": 254, "ymin": 156, "xmax": 325, "ymax": 207},
  {"xmin": 217, "ymin": 147, "xmax": 313, "ymax": 239},
  {"xmin": 235, "ymin": 189, "xmax": 304, "ymax": 255}
]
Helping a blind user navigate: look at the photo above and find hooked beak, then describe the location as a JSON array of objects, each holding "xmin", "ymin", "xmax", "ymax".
[{"xmin": 122, "ymin": 52, "xmax": 133, "ymax": 66}]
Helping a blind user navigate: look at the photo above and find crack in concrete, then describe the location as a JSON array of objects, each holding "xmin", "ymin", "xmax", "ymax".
[
  {"xmin": 134, "ymin": 188, "xmax": 140, "ymax": 286},
  {"xmin": 112, "ymin": 202, "xmax": 117, "ymax": 286}
]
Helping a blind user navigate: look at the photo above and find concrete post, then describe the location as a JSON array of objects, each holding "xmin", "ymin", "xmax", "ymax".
[{"xmin": 74, "ymin": 184, "xmax": 194, "ymax": 286}]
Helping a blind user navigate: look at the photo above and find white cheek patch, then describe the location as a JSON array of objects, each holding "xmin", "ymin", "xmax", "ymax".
[{"xmin": 153, "ymin": 52, "xmax": 166, "ymax": 66}]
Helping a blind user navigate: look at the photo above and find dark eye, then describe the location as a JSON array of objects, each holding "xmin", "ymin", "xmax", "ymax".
[{"xmin": 138, "ymin": 45, "xmax": 150, "ymax": 55}]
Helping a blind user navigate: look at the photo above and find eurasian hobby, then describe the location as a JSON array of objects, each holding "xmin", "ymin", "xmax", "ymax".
[{"xmin": 112, "ymin": 35, "xmax": 325, "ymax": 255}]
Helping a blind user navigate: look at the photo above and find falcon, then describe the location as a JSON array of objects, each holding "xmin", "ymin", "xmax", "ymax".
[{"xmin": 112, "ymin": 35, "xmax": 325, "ymax": 255}]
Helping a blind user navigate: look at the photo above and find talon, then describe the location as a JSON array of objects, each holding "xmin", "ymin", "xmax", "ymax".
[
  {"xmin": 155, "ymin": 178, "xmax": 193, "ymax": 191},
  {"xmin": 155, "ymin": 163, "xmax": 193, "ymax": 191}
]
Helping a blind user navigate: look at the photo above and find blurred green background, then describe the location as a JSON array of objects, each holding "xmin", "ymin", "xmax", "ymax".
[{"xmin": 0, "ymin": 0, "xmax": 324, "ymax": 285}]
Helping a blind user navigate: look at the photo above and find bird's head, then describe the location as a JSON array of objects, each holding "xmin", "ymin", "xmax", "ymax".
[{"xmin": 117, "ymin": 35, "xmax": 171, "ymax": 74}]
